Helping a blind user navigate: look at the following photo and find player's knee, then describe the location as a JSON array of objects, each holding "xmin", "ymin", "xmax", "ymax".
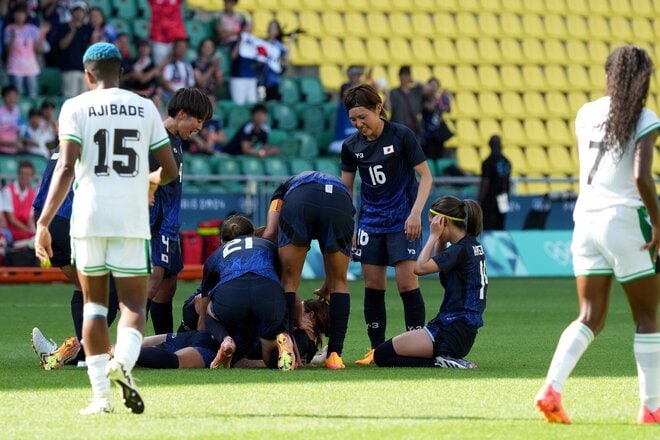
[
  {"xmin": 83, "ymin": 302, "xmax": 108, "ymax": 320},
  {"xmin": 634, "ymin": 316, "xmax": 658, "ymax": 334}
]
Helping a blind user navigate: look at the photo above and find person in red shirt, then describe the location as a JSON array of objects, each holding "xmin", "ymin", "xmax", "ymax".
[
  {"xmin": 1, "ymin": 160, "xmax": 36, "ymax": 243},
  {"xmin": 148, "ymin": 0, "xmax": 187, "ymax": 64}
]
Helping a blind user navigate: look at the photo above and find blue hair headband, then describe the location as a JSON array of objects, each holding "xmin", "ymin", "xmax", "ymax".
[{"xmin": 83, "ymin": 42, "xmax": 121, "ymax": 63}]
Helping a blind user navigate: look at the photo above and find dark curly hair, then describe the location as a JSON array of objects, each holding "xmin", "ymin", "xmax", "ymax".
[{"xmin": 603, "ymin": 45, "xmax": 654, "ymax": 158}]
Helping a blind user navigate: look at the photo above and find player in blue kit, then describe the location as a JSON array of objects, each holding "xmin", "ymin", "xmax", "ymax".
[
  {"xmin": 148, "ymin": 88, "xmax": 212, "ymax": 335},
  {"xmin": 262, "ymin": 171, "xmax": 356, "ymax": 369},
  {"xmin": 373, "ymin": 196, "xmax": 486, "ymax": 368},
  {"xmin": 340, "ymin": 83, "xmax": 433, "ymax": 365},
  {"xmin": 202, "ymin": 215, "xmax": 295, "ymax": 370}
]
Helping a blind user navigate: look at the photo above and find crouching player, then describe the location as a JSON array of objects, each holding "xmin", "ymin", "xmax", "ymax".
[{"xmin": 373, "ymin": 196, "xmax": 486, "ymax": 368}]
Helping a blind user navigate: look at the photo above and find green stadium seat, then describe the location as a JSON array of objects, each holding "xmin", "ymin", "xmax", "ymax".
[
  {"xmin": 88, "ymin": 0, "xmax": 113, "ymax": 18},
  {"xmin": 0, "ymin": 156, "xmax": 19, "ymax": 177},
  {"xmin": 296, "ymin": 104, "xmax": 325, "ymax": 132},
  {"xmin": 316, "ymin": 130, "xmax": 335, "ymax": 154},
  {"xmin": 239, "ymin": 156, "xmax": 265, "ymax": 176},
  {"xmin": 38, "ymin": 67, "xmax": 62, "ymax": 96},
  {"xmin": 135, "ymin": 0, "xmax": 150, "ymax": 17},
  {"xmin": 225, "ymin": 104, "xmax": 251, "ymax": 130},
  {"xmin": 436, "ymin": 158, "xmax": 459, "ymax": 176},
  {"xmin": 112, "ymin": 0, "xmax": 138, "ymax": 20},
  {"xmin": 269, "ymin": 103, "xmax": 298, "ymax": 131},
  {"xmin": 269, "ymin": 129, "xmax": 298, "ymax": 156},
  {"xmin": 27, "ymin": 156, "xmax": 49, "ymax": 175},
  {"xmin": 186, "ymin": 155, "xmax": 212, "ymax": 175},
  {"xmin": 278, "ymin": 77, "xmax": 300, "ymax": 105},
  {"xmin": 298, "ymin": 76, "xmax": 325, "ymax": 104},
  {"xmin": 132, "ymin": 18, "xmax": 150, "ymax": 41},
  {"xmin": 291, "ymin": 131, "xmax": 319, "ymax": 159},
  {"xmin": 289, "ymin": 158, "xmax": 314, "ymax": 174},
  {"xmin": 213, "ymin": 157, "xmax": 244, "ymax": 192},
  {"xmin": 109, "ymin": 18, "xmax": 132, "ymax": 39},
  {"xmin": 314, "ymin": 157, "xmax": 340, "ymax": 176},
  {"xmin": 263, "ymin": 157, "xmax": 290, "ymax": 176},
  {"xmin": 185, "ymin": 20, "xmax": 211, "ymax": 50}
]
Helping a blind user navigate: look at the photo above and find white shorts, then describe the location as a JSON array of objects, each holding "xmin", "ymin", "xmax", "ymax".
[
  {"xmin": 572, "ymin": 206, "xmax": 657, "ymax": 283},
  {"xmin": 72, "ymin": 237, "xmax": 151, "ymax": 277}
]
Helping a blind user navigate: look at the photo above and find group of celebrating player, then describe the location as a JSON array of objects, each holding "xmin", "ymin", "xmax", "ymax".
[{"xmin": 27, "ymin": 42, "xmax": 658, "ymax": 425}]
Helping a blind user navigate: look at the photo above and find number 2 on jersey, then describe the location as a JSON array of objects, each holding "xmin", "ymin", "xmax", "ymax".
[
  {"xmin": 223, "ymin": 237, "xmax": 253, "ymax": 258},
  {"xmin": 368, "ymin": 164, "xmax": 387, "ymax": 185},
  {"xmin": 94, "ymin": 128, "xmax": 140, "ymax": 177}
]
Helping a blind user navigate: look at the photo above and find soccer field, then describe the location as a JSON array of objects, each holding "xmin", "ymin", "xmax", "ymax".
[{"xmin": 1, "ymin": 277, "xmax": 656, "ymax": 439}]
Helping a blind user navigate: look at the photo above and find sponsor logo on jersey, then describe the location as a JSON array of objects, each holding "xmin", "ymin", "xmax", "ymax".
[{"xmin": 383, "ymin": 145, "xmax": 394, "ymax": 155}]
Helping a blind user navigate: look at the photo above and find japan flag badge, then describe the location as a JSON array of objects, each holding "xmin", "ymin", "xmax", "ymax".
[{"xmin": 383, "ymin": 145, "xmax": 394, "ymax": 155}]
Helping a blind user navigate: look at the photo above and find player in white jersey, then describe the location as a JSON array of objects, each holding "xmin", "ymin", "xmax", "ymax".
[
  {"xmin": 34, "ymin": 43, "xmax": 179, "ymax": 415},
  {"xmin": 535, "ymin": 45, "xmax": 660, "ymax": 424}
]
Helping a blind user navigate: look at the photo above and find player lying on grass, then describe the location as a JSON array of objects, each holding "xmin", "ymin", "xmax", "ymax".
[
  {"xmin": 135, "ymin": 298, "xmax": 329, "ymax": 369},
  {"xmin": 372, "ymin": 196, "xmax": 487, "ymax": 369}
]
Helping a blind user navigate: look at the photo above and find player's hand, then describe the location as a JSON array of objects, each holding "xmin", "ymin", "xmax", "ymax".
[
  {"xmin": 35, "ymin": 224, "xmax": 53, "ymax": 266},
  {"xmin": 429, "ymin": 215, "xmax": 446, "ymax": 239},
  {"xmin": 642, "ymin": 224, "xmax": 660, "ymax": 262},
  {"xmin": 148, "ymin": 167, "xmax": 162, "ymax": 206},
  {"xmin": 404, "ymin": 212, "xmax": 422, "ymax": 241}
]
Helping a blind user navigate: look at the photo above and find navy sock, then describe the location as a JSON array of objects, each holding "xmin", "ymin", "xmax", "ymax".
[
  {"xmin": 151, "ymin": 301, "xmax": 174, "ymax": 334},
  {"xmin": 107, "ymin": 277, "xmax": 119, "ymax": 327},
  {"xmin": 373, "ymin": 339, "xmax": 435, "ymax": 367},
  {"xmin": 400, "ymin": 288, "xmax": 425, "ymax": 331},
  {"xmin": 327, "ymin": 292, "xmax": 350, "ymax": 356},
  {"xmin": 204, "ymin": 315, "xmax": 229, "ymax": 342},
  {"xmin": 364, "ymin": 288, "xmax": 386, "ymax": 348},
  {"xmin": 136, "ymin": 347, "xmax": 180, "ymax": 369},
  {"xmin": 70, "ymin": 290, "xmax": 84, "ymax": 341},
  {"xmin": 285, "ymin": 291, "xmax": 296, "ymax": 333}
]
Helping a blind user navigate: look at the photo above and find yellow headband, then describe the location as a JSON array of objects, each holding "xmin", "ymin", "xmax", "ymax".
[{"xmin": 429, "ymin": 208, "xmax": 463, "ymax": 222}]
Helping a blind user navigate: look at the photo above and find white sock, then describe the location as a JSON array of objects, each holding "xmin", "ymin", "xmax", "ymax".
[
  {"xmin": 545, "ymin": 320, "xmax": 594, "ymax": 393},
  {"xmin": 634, "ymin": 332, "xmax": 660, "ymax": 411},
  {"xmin": 113, "ymin": 327, "xmax": 143, "ymax": 373},
  {"xmin": 86, "ymin": 353, "xmax": 111, "ymax": 399}
]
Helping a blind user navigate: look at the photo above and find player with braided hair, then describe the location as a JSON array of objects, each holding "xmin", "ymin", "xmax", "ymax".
[{"xmin": 535, "ymin": 45, "xmax": 660, "ymax": 425}]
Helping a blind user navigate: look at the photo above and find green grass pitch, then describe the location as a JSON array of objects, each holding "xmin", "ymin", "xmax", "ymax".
[{"xmin": 1, "ymin": 277, "xmax": 657, "ymax": 439}]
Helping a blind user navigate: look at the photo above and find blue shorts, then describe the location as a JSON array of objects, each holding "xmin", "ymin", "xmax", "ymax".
[
  {"xmin": 178, "ymin": 292, "xmax": 199, "ymax": 332},
  {"xmin": 278, "ymin": 182, "xmax": 355, "ymax": 255},
  {"xmin": 358, "ymin": 229, "xmax": 422, "ymax": 266},
  {"xmin": 151, "ymin": 233, "xmax": 183, "ymax": 278},
  {"xmin": 424, "ymin": 318, "xmax": 478, "ymax": 359},
  {"xmin": 163, "ymin": 331, "xmax": 218, "ymax": 368}
]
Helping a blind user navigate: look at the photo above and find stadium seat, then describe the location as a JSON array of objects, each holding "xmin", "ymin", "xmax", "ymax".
[
  {"xmin": 522, "ymin": 38, "xmax": 546, "ymax": 64},
  {"xmin": 455, "ymin": 66, "xmax": 480, "ymax": 92},
  {"xmin": 566, "ymin": 0, "xmax": 589, "ymax": 15},
  {"xmin": 319, "ymin": 64, "xmax": 343, "ymax": 91},
  {"xmin": 88, "ymin": 0, "xmax": 113, "ymax": 18},
  {"xmin": 455, "ymin": 146, "xmax": 481, "ymax": 175},
  {"xmin": 433, "ymin": 66, "xmax": 457, "ymax": 90},
  {"xmin": 432, "ymin": 13, "xmax": 457, "ymax": 38},
  {"xmin": 225, "ymin": 105, "xmax": 251, "ymax": 130},
  {"xmin": 500, "ymin": 12, "xmax": 523, "ymax": 38},
  {"xmin": 0, "ymin": 156, "xmax": 18, "ymax": 177},
  {"xmin": 547, "ymin": 145, "xmax": 577, "ymax": 174},
  {"xmin": 476, "ymin": 12, "xmax": 501, "ymax": 37},
  {"xmin": 455, "ymin": 12, "xmax": 479, "ymax": 38},
  {"xmin": 545, "ymin": 64, "xmax": 570, "ymax": 90},
  {"xmin": 366, "ymin": 12, "xmax": 391, "ymax": 38},
  {"xmin": 475, "ymin": 38, "xmax": 502, "ymax": 65},
  {"xmin": 411, "ymin": 65, "xmax": 432, "ymax": 83},
  {"xmin": 566, "ymin": 65, "xmax": 590, "ymax": 92},
  {"xmin": 299, "ymin": 76, "xmax": 325, "ymax": 104},
  {"xmin": 415, "ymin": 0, "xmax": 439, "ymax": 11},
  {"xmin": 566, "ymin": 16, "xmax": 589, "ymax": 40},
  {"xmin": 588, "ymin": 66, "xmax": 606, "ymax": 93},
  {"xmin": 499, "ymin": 38, "xmax": 524, "ymax": 64},
  {"xmin": 278, "ymin": 76, "xmax": 301, "ymax": 105},
  {"xmin": 632, "ymin": 17, "xmax": 655, "ymax": 42},
  {"xmin": 501, "ymin": 65, "xmax": 524, "ymax": 91},
  {"xmin": 504, "ymin": 146, "xmax": 529, "ymax": 176},
  {"xmin": 344, "ymin": 12, "xmax": 368, "ymax": 38},
  {"xmin": 587, "ymin": 40, "xmax": 610, "ymax": 64},
  {"xmin": 320, "ymin": 12, "xmax": 345, "ymax": 38},
  {"xmin": 366, "ymin": 38, "xmax": 391, "ymax": 64},
  {"xmin": 132, "ymin": 18, "xmax": 150, "ymax": 41},
  {"xmin": 455, "ymin": 38, "xmax": 480, "ymax": 64},
  {"xmin": 410, "ymin": 37, "xmax": 435, "ymax": 64},
  {"xmin": 547, "ymin": 119, "xmax": 573, "ymax": 145},
  {"xmin": 543, "ymin": 14, "xmax": 567, "ymax": 40},
  {"xmin": 454, "ymin": 119, "xmax": 481, "ymax": 146},
  {"xmin": 587, "ymin": 16, "xmax": 610, "ymax": 41},
  {"xmin": 501, "ymin": 92, "xmax": 525, "ymax": 118},
  {"xmin": 289, "ymin": 158, "xmax": 314, "ymax": 175},
  {"xmin": 523, "ymin": 92, "xmax": 548, "ymax": 118},
  {"xmin": 411, "ymin": 12, "xmax": 435, "ymax": 37},
  {"xmin": 214, "ymin": 157, "xmax": 244, "ymax": 192},
  {"xmin": 566, "ymin": 40, "xmax": 589, "ymax": 65},
  {"xmin": 631, "ymin": 0, "xmax": 654, "ymax": 17},
  {"xmin": 366, "ymin": 0, "xmax": 392, "ymax": 11},
  {"xmin": 299, "ymin": 11, "xmax": 322, "ymax": 37},
  {"xmin": 269, "ymin": 103, "xmax": 298, "ymax": 131},
  {"xmin": 477, "ymin": 65, "xmax": 502, "ymax": 91},
  {"xmin": 239, "ymin": 156, "xmax": 266, "ymax": 176},
  {"xmin": 433, "ymin": 38, "xmax": 458, "ymax": 64},
  {"xmin": 109, "ymin": 18, "xmax": 132, "ymax": 39},
  {"xmin": 257, "ymin": 0, "xmax": 279, "ymax": 10},
  {"xmin": 544, "ymin": 0, "xmax": 568, "ymax": 14},
  {"xmin": 186, "ymin": 155, "xmax": 212, "ymax": 175},
  {"xmin": 522, "ymin": 66, "xmax": 546, "ymax": 91},
  {"xmin": 545, "ymin": 92, "xmax": 570, "ymax": 118},
  {"xmin": 389, "ymin": 38, "xmax": 413, "ymax": 64},
  {"xmin": 263, "ymin": 157, "xmax": 290, "ymax": 177},
  {"xmin": 320, "ymin": 0, "xmax": 347, "ymax": 11},
  {"xmin": 478, "ymin": 118, "xmax": 501, "ymax": 144},
  {"xmin": 525, "ymin": 146, "xmax": 550, "ymax": 174},
  {"xmin": 135, "ymin": 0, "xmax": 149, "ymax": 17},
  {"xmin": 521, "ymin": 13, "xmax": 545, "ymax": 38},
  {"xmin": 185, "ymin": 20, "xmax": 211, "ymax": 49},
  {"xmin": 389, "ymin": 12, "xmax": 413, "ymax": 37},
  {"xmin": 267, "ymin": 129, "xmax": 296, "ymax": 156},
  {"xmin": 252, "ymin": 10, "xmax": 272, "ymax": 37},
  {"xmin": 454, "ymin": 93, "xmax": 480, "ymax": 118},
  {"xmin": 111, "ymin": 0, "xmax": 138, "ymax": 20},
  {"xmin": 320, "ymin": 37, "xmax": 346, "ymax": 64},
  {"xmin": 523, "ymin": 0, "xmax": 546, "ymax": 12},
  {"xmin": 296, "ymin": 104, "xmax": 325, "ymax": 132},
  {"xmin": 292, "ymin": 131, "xmax": 319, "ymax": 158},
  {"xmin": 524, "ymin": 119, "xmax": 549, "ymax": 145},
  {"xmin": 502, "ymin": 0, "xmax": 523, "ymax": 12},
  {"xmin": 587, "ymin": 0, "xmax": 610, "ymax": 15},
  {"xmin": 315, "ymin": 157, "xmax": 340, "ymax": 176},
  {"xmin": 502, "ymin": 119, "xmax": 526, "ymax": 146},
  {"xmin": 292, "ymin": 36, "xmax": 321, "ymax": 64},
  {"xmin": 37, "ymin": 67, "xmax": 62, "ymax": 96},
  {"xmin": 478, "ymin": 0, "xmax": 502, "ymax": 12},
  {"xmin": 276, "ymin": 10, "xmax": 299, "ymax": 34},
  {"xmin": 544, "ymin": 39, "xmax": 567, "ymax": 64},
  {"xmin": 477, "ymin": 92, "xmax": 502, "ymax": 118},
  {"xmin": 522, "ymin": 181, "xmax": 550, "ymax": 195},
  {"xmin": 342, "ymin": 36, "xmax": 368, "ymax": 64},
  {"xmin": 567, "ymin": 92, "xmax": 589, "ymax": 114}
]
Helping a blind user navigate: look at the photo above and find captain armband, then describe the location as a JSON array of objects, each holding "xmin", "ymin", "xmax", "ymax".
[{"xmin": 269, "ymin": 199, "xmax": 283, "ymax": 212}]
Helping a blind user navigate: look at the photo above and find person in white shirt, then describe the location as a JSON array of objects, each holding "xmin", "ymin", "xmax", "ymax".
[
  {"xmin": 34, "ymin": 42, "xmax": 178, "ymax": 416},
  {"xmin": 535, "ymin": 45, "xmax": 660, "ymax": 425}
]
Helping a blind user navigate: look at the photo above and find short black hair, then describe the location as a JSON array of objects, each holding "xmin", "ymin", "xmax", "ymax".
[
  {"xmin": 84, "ymin": 57, "xmax": 121, "ymax": 82},
  {"xmin": 399, "ymin": 65, "xmax": 411, "ymax": 76},
  {"xmin": 489, "ymin": 135, "xmax": 502, "ymax": 151},
  {"xmin": 28, "ymin": 108, "xmax": 42, "ymax": 118},
  {"xmin": 1, "ymin": 85, "xmax": 18, "ymax": 97},
  {"xmin": 167, "ymin": 87, "xmax": 213, "ymax": 121},
  {"xmin": 251, "ymin": 103, "xmax": 267, "ymax": 115}
]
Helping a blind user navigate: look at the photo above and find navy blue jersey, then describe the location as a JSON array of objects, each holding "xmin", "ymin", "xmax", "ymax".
[
  {"xmin": 270, "ymin": 171, "xmax": 350, "ymax": 202},
  {"xmin": 209, "ymin": 236, "xmax": 281, "ymax": 291},
  {"xmin": 341, "ymin": 120, "xmax": 426, "ymax": 233},
  {"xmin": 199, "ymin": 247, "xmax": 222, "ymax": 298},
  {"xmin": 431, "ymin": 235, "xmax": 487, "ymax": 329},
  {"xmin": 149, "ymin": 131, "xmax": 183, "ymax": 237},
  {"xmin": 33, "ymin": 150, "xmax": 74, "ymax": 219}
]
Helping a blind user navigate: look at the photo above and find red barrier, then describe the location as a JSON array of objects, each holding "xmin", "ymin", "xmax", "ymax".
[{"xmin": 0, "ymin": 265, "xmax": 205, "ymax": 284}]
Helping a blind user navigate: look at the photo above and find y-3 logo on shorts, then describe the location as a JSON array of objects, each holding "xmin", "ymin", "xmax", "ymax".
[{"xmin": 407, "ymin": 249, "xmax": 416, "ymax": 255}]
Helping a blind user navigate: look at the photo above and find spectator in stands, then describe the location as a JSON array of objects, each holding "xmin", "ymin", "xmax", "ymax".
[
  {"xmin": 148, "ymin": 0, "xmax": 186, "ymax": 65},
  {"xmin": 193, "ymin": 38, "xmax": 222, "ymax": 96},
  {"xmin": 41, "ymin": 0, "xmax": 75, "ymax": 27},
  {"xmin": 40, "ymin": 100, "xmax": 58, "ymax": 136},
  {"xmin": 0, "ymin": 85, "xmax": 25, "ymax": 155},
  {"xmin": 160, "ymin": 38, "xmax": 195, "ymax": 101},
  {"xmin": 53, "ymin": 0, "xmax": 91, "ymax": 98},
  {"xmin": 88, "ymin": 6, "xmax": 116, "ymax": 44},
  {"xmin": 187, "ymin": 94, "xmax": 227, "ymax": 155},
  {"xmin": 224, "ymin": 103, "xmax": 278, "ymax": 157},
  {"xmin": 0, "ymin": 159, "xmax": 36, "ymax": 243},
  {"xmin": 229, "ymin": 21, "xmax": 259, "ymax": 105},
  {"xmin": 120, "ymin": 39, "xmax": 160, "ymax": 97},
  {"xmin": 214, "ymin": 0, "xmax": 248, "ymax": 51},
  {"xmin": 3, "ymin": 4, "xmax": 49, "ymax": 98},
  {"xmin": 260, "ymin": 19, "xmax": 288, "ymax": 102},
  {"xmin": 113, "ymin": 32, "xmax": 133, "ymax": 72},
  {"xmin": 478, "ymin": 135, "xmax": 512, "ymax": 231},
  {"xmin": 387, "ymin": 65, "xmax": 424, "ymax": 140},
  {"xmin": 421, "ymin": 77, "xmax": 453, "ymax": 159},
  {"xmin": 20, "ymin": 108, "xmax": 56, "ymax": 158}
]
